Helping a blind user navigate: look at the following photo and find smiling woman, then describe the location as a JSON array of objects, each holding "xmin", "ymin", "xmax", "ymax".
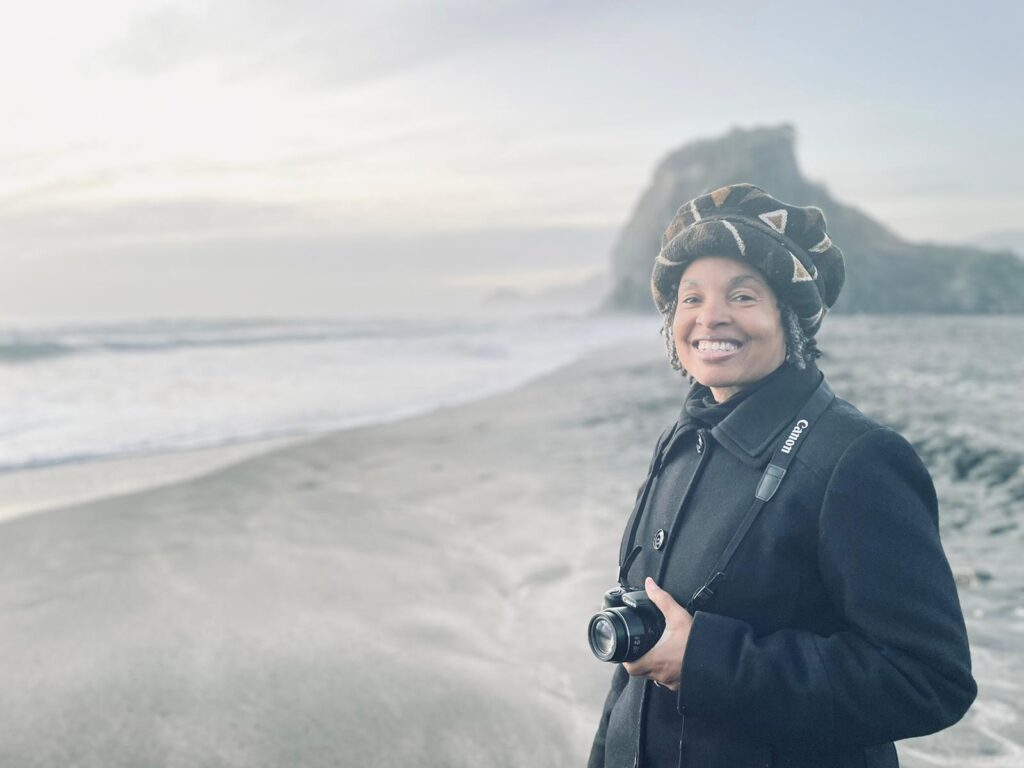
[
  {"xmin": 588, "ymin": 184, "xmax": 976, "ymax": 768},
  {"xmin": 671, "ymin": 258, "xmax": 788, "ymax": 402}
]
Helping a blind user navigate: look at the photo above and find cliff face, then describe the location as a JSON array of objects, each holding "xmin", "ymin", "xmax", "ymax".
[{"xmin": 605, "ymin": 125, "xmax": 1024, "ymax": 314}]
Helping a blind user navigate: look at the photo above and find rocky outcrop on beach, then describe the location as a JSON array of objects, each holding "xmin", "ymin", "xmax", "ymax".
[{"xmin": 604, "ymin": 125, "xmax": 1024, "ymax": 314}]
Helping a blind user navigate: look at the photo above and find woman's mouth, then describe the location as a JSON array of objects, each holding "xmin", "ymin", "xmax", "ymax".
[{"xmin": 692, "ymin": 338, "xmax": 743, "ymax": 361}]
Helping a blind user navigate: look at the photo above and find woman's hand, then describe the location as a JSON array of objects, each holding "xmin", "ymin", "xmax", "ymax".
[{"xmin": 622, "ymin": 578, "xmax": 694, "ymax": 692}]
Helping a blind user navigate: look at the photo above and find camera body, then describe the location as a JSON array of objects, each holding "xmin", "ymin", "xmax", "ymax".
[{"xmin": 588, "ymin": 585, "xmax": 665, "ymax": 662}]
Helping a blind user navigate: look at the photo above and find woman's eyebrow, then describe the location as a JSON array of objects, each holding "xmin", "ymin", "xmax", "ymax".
[
  {"xmin": 680, "ymin": 274, "xmax": 765, "ymax": 289},
  {"xmin": 727, "ymin": 275, "xmax": 764, "ymax": 289}
]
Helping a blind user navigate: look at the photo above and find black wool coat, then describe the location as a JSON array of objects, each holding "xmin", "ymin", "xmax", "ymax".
[{"xmin": 588, "ymin": 362, "xmax": 976, "ymax": 768}]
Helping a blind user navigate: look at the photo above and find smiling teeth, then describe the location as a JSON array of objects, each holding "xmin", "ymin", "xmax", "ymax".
[{"xmin": 698, "ymin": 340, "xmax": 739, "ymax": 352}]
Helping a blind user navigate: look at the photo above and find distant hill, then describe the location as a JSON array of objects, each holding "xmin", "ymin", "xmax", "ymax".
[
  {"xmin": 973, "ymin": 229, "xmax": 1024, "ymax": 259},
  {"xmin": 604, "ymin": 125, "xmax": 1024, "ymax": 314}
]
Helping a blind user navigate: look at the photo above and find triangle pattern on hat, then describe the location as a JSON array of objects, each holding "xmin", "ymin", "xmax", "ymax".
[
  {"xmin": 803, "ymin": 306, "xmax": 825, "ymax": 327},
  {"xmin": 790, "ymin": 253, "xmax": 814, "ymax": 282},
  {"xmin": 759, "ymin": 209, "xmax": 788, "ymax": 234},
  {"xmin": 736, "ymin": 185, "xmax": 761, "ymax": 205},
  {"xmin": 710, "ymin": 186, "xmax": 731, "ymax": 207},
  {"xmin": 809, "ymin": 234, "xmax": 832, "ymax": 253}
]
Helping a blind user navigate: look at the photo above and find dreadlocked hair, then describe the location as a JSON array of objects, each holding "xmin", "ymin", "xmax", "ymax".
[
  {"xmin": 659, "ymin": 297, "xmax": 691, "ymax": 382},
  {"xmin": 659, "ymin": 298, "xmax": 821, "ymax": 382}
]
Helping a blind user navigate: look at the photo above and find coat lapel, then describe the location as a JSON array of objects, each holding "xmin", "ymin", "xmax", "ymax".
[{"xmin": 707, "ymin": 364, "xmax": 824, "ymax": 467}]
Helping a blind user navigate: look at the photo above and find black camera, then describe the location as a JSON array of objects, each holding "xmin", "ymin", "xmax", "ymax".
[{"xmin": 588, "ymin": 585, "xmax": 665, "ymax": 662}]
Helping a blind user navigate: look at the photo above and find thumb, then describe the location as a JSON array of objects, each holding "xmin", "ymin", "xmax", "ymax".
[{"xmin": 645, "ymin": 577, "xmax": 684, "ymax": 617}]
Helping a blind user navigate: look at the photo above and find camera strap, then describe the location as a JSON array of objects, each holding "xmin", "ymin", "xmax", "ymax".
[{"xmin": 687, "ymin": 376, "xmax": 835, "ymax": 612}]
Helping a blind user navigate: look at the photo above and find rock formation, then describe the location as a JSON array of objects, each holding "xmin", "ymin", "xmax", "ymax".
[{"xmin": 605, "ymin": 125, "xmax": 1024, "ymax": 314}]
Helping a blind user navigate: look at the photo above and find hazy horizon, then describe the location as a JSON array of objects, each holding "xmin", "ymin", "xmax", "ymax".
[{"xmin": 3, "ymin": 1, "xmax": 1022, "ymax": 320}]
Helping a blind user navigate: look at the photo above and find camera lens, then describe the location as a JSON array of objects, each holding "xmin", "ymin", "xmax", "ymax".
[
  {"xmin": 589, "ymin": 615, "xmax": 618, "ymax": 660},
  {"xmin": 588, "ymin": 592, "xmax": 666, "ymax": 662}
]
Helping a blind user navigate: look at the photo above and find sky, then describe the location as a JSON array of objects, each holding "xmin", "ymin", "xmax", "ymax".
[{"xmin": 2, "ymin": 0, "xmax": 1022, "ymax": 320}]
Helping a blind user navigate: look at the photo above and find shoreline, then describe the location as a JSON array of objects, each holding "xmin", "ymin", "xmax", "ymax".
[
  {"xmin": 0, "ymin": 337, "xmax": 657, "ymax": 525},
  {"xmin": 0, "ymin": 338, "xmax": 674, "ymax": 767},
  {"xmin": 0, "ymin": 435, "xmax": 308, "ymax": 524}
]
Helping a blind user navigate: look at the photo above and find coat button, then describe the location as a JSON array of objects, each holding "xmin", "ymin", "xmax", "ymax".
[
  {"xmin": 696, "ymin": 431, "xmax": 705, "ymax": 454},
  {"xmin": 653, "ymin": 528, "xmax": 666, "ymax": 550}
]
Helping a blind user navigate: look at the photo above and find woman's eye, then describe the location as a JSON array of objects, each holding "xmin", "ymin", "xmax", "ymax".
[
  {"xmin": 732, "ymin": 293, "xmax": 755, "ymax": 302},
  {"xmin": 680, "ymin": 295, "xmax": 702, "ymax": 304}
]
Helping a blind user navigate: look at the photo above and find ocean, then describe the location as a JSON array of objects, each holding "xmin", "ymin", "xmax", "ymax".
[{"xmin": 0, "ymin": 313, "xmax": 656, "ymax": 472}]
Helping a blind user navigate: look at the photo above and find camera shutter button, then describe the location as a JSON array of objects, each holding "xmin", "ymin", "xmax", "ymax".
[{"xmin": 653, "ymin": 528, "xmax": 666, "ymax": 550}]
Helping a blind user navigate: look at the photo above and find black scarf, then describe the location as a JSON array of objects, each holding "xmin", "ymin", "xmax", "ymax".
[{"xmin": 682, "ymin": 363, "xmax": 792, "ymax": 429}]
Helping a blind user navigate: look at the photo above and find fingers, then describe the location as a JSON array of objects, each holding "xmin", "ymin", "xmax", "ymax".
[
  {"xmin": 622, "ymin": 659, "xmax": 647, "ymax": 677},
  {"xmin": 623, "ymin": 580, "xmax": 692, "ymax": 689},
  {"xmin": 644, "ymin": 577, "xmax": 688, "ymax": 619},
  {"xmin": 623, "ymin": 660, "xmax": 674, "ymax": 689}
]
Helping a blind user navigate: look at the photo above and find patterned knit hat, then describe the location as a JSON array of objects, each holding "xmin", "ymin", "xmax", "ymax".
[{"xmin": 652, "ymin": 183, "xmax": 844, "ymax": 337}]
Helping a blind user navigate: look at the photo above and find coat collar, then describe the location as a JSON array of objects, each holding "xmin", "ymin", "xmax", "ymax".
[{"xmin": 677, "ymin": 362, "xmax": 824, "ymax": 467}]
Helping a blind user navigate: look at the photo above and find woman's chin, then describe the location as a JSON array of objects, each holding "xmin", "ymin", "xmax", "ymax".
[
  {"xmin": 688, "ymin": 362, "xmax": 742, "ymax": 388},
  {"xmin": 685, "ymin": 355, "xmax": 786, "ymax": 392}
]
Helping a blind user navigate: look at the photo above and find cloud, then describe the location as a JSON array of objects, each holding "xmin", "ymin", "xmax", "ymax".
[
  {"xmin": 0, "ymin": 197, "xmax": 615, "ymax": 320},
  {"xmin": 103, "ymin": 0, "xmax": 609, "ymax": 87},
  {"xmin": 105, "ymin": 4, "xmax": 210, "ymax": 76},
  {"xmin": 7, "ymin": 1, "xmax": 1021, "ymax": 250},
  {"xmin": 1, "ymin": 199, "xmax": 318, "ymax": 261}
]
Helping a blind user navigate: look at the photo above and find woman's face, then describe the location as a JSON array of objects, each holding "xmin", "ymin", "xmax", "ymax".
[{"xmin": 672, "ymin": 256, "xmax": 787, "ymax": 402}]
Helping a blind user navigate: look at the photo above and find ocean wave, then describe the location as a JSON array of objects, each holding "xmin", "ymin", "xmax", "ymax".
[
  {"xmin": 0, "ymin": 317, "xmax": 498, "ymax": 363},
  {"xmin": 0, "ymin": 342, "xmax": 74, "ymax": 362},
  {"xmin": 0, "ymin": 314, "xmax": 658, "ymax": 472},
  {"xmin": 0, "ymin": 427, "xmax": 304, "ymax": 473}
]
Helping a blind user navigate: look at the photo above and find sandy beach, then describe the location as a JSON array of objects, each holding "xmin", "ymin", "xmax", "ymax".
[
  {"xmin": 1, "ymin": 323, "xmax": 1019, "ymax": 767},
  {"xmin": 0, "ymin": 341, "xmax": 675, "ymax": 767}
]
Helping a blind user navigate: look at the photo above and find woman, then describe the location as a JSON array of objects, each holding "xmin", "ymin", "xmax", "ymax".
[{"xmin": 588, "ymin": 184, "xmax": 976, "ymax": 768}]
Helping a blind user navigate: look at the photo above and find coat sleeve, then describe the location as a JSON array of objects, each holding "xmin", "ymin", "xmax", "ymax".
[
  {"xmin": 676, "ymin": 427, "xmax": 977, "ymax": 751},
  {"xmin": 588, "ymin": 663, "xmax": 629, "ymax": 768}
]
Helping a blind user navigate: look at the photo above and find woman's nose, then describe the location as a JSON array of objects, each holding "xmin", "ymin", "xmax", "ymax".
[{"xmin": 696, "ymin": 297, "xmax": 731, "ymax": 327}]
